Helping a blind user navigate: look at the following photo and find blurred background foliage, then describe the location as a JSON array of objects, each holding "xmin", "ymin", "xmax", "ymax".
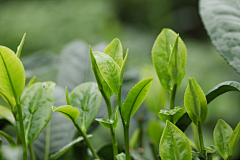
[{"xmin": 0, "ymin": 0, "xmax": 240, "ymax": 159}]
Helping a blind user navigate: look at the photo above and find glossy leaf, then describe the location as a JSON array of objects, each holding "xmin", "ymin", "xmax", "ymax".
[
  {"xmin": 184, "ymin": 78, "xmax": 208, "ymax": 125},
  {"xmin": 116, "ymin": 153, "xmax": 126, "ymax": 160},
  {"xmin": 53, "ymin": 105, "xmax": 79, "ymax": 121},
  {"xmin": 147, "ymin": 120, "xmax": 163, "ymax": 145},
  {"xmin": 69, "ymin": 82, "xmax": 102, "ymax": 132},
  {"xmin": 90, "ymin": 47, "xmax": 113, "ymax": 98},
  {"xmin": 200, "ymin": 0, "xmax": 240, "ymax": 73},
  {"xmin": 104, "ymin": 38, "xmax": 123, "ymax": 67},
  {"xmin": 93, "ymin": 51, "xmax": 120, "ymax": 95},
  {"xmin": 49, "ymin": 135, "xmax": 92, "ymax": 160},
  {"xmin": 121, "ymin": 78, "xmax": 153, "ymax": 125},
  {"xmin": 158, "ymin": 106, "xmax": 185, "ymax": 124},
  {"xmin": 213, "ymin": 119, "xmax": 232, "ymax": 159},
  {"xmin": 0, "ymin": 105, "xmax": 15, "ymax": 126},
  {"xmin": 159, "ymin": 120, "xmax": 192, "ymax": 160},
  {"xmin": 0, "ymin": 130, "xmax": 16, "ymax": 146},
  {"xmin": 130, "ymin": 128, "xmax": 140, "ymax": 149},
  {"xmin": 16, "ymin": 33, "xmax": 26, "ymax": 58},
  {"xmin": 18, "ymin": 81, "xmax": 55, "ymax": 145},
  {"xmin": 152, "ymin": 28, "xmax": 186, "ymax": 91},
  {"xmin": 0, "ymin": 46, "xmax": 25, "ymax": 98},
  {"xmin": 228, "ymin": 122, "xmax": 240, "ymax": 156},
  {"xmin": 95, "ymin": 106, "xmax": 118, "ymax": 129}
]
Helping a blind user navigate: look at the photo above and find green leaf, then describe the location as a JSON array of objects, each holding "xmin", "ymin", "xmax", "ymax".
[
  {"xmin": 228, "ymin": 122, "xmax": 240, "ymax": 156},
  {"xmin": 104, "ymin": 38, "xmax": 123, "ymax": 67},
  {"xmin": 90, "ymin": 47, "xmax": 113, "ymax": 98},
  {"xmin": 26, "ymin": 76, "xmax": 36, "ymax": 89},
  {"xmin": 147, "ymin": 120, "xmax": 163, "ymax": 145},
  {"xmin": 121, "ymin": 78, "xmax": 153, "ymax": 125},
  {"xmin": 16, "ymin": 33, "xmax": 26, "ymax": 58},
  {"xmin": 116, "ymin": 153, "xmax": 126, "ymax": 160},
  {"xmin": 0, "ymin": 46, "xmax": 25, "ymax": 98},
  {"xmin": 204, "ymin": 145, "xmax": 217, "ymax": 154},
  {"xmin": 213, "ymin": 119, "xmax": 233, "ymax": 159},
  {"xmin": 97, "ymin": 143, "xmax": 115, "ymax": 160},
  {"xmin": 95, "ymin": 106, "xmax": 118, "ymax": 129},
  {"xmin": 175, "ymin": 113, "xmax": 192, "ymax": 132},
  {"xmin": 65, "ymin": 87, "xmax": 70, "ymax": 105},
  {"xmin": 184, "ymin": 78, "xmax": 208, "ymax": 125},
  {"xmin": 130, "ymin": 128, "xmax": 140, "ymax": 149},
  {"xmin": 200, "ymin": 0, "xmax": 240, "ymax": 73},
  {"xmin": 152, "ymin": 28, "xmax": 187, "ymax": 91},
  {"xmin": 49, "ymin": 135, "xmax": 92, "ymax": 160},
  {"xmin": 93, "ymin": 51, "xmax": 120, "ymax": 96},
  {"xmin": 2, "ymin": 145, "xmax": 22, "ymax": 160},
  {"xmin": 158, "ymin": 106, "xmax": 185, "ymax": 124},
  {"xmin": 53, "ymin": 105, "xmax": 79, "ymax": 121},
  {"xmin": 0, "ymin": 87, "xmax": 16, "ymax": 110},
  {"xmin": 159, "ymin": 120, "xmax": 192, "ymax": 160},
  {"xmin": 18, "ymin": 81, "xmax": 55, "ymax": 145},
  {"xmin": 0, "ymin": 105, "xmax": 15, "ymax": 126},
  {"xmin": 0, "ymin": 130, "xmax": 16, "ymax": 146},
  {"xmin": 191, "ymin": 146, "xmax": 204, "ymax": 158},
  {"xmin": 69, "ymin": 82, "xmax": 102, "ymax": 132},
  {"xmin": 120, "ymin": 49, "xmax": 128, "ymax": 87}
]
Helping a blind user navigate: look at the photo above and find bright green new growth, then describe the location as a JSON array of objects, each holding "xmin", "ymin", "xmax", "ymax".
[
  {"xmin": 184, "ymin": 78, "xmax": 208, "ymax": 125},
  {"xmin": 152, "ymin": 28, "xmax": 187, "ymax": 91},
  {"xmin": 53, "ymin": 105, "xmax": 79, "ymax": 121},
  {"xmin": 16, "ymin": 33, "xmax": 26, "ymax": 58},
  {"xmin": 159, "ymin": 120, "xmax": 192, "ymax": 160},
  {"xmin": 121, "ymin": 78, "xmax": 153, "ymax": 125}
]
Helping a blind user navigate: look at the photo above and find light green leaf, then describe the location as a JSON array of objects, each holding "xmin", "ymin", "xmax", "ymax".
[
  {"xmin": 53, "ymin": 105, "xmax": 79, "ymax": 122},
  {"xmin": 16, "ymin": 33, "xmax": 26, "ymax": 58},
  {"xmin": 184, "ymin": 78, "xmax": 208, "ymax": 125},
  {"xmin": 147, "ymin": 120, "xmax": 163, "ymax": 145},
  {"xmin": 152, "ymin": 28, "xmax": 186, "ymax": 91},
  {"xmin": 95, "ymin": 106, "xmax": 118, "ymax": 129},
  {"xmin": 158, "ymin": 106, "xmax": 185, "ymax": 124},
  {"xmin": 93, "ymin": 51, "xmax": 120, "ymax": 96},
  {"xmin": 0, "ymin": 105, "xmax": 15, "ymax": 126},
  {"xmin": 130, "ymin": 128, "xmax": 140, "ymax": 149},
  {"xmin": 0, "ymin": 88, "xmax": 16, "ymax": 110},
  {"xmin": 69, "ymin": 82, "xmax": 102, "ymax": 132},
  {"xmin": 26, "ymin": 76, "xmax": 36, "ymax": 89},
  {"xmin": 159, "ymin": 120, "xmax": 192, "ymax": 160},
  {"xmin": 2, "ymin": 145, "xmax": 22, "ymax": 160},
  {"xmin": 228, "ymin": 122, "xmax": 240, "ymax": 156},
  {"xmin": 121, "ymin": 78, "xmax": 153, "ymax": 125},
  {"xmin": 17, "ymin": 81, "xmax": 55, "ymax": 145},
  {"xmin": 90, "ymin": 47, "xmax": 113, "ymax": 98},
  {"xmin": 0, "ymin": 46, "xmax": 25, "ymax": 98},
  {"xmin": 213, "ymin": 119, "xmax": 233, "ymax": 159},
  {"xmin": 200, "ymin": 0, "xmax": 240, "ymax": 73},
  {"xmin": 104, "ymin": 38, "xmax": 123, "ymax": 67},
  {"xmin": 116, "ymin": 153, "xmax": 126, "ymax": 160},
  {"xmin": 0, "ymin": 130, "xmax": 16, "ymax": 146},
  {"xmin": 65, "ymin": 87, "xmax": 70, "ymax": 105}
]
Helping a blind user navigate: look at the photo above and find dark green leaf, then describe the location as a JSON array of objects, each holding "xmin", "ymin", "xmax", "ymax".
[
  {"xmin": 18, "ymin": 81, "xmax": 55, "ymax": 145},
  {"xmin": 159, "ymin": 120, "xmax": 192, "ymax": 160},
  {"xmin": 70, "ymin": 82, "xmax": 102, "ymax": 132},
  {"xmin": 0, "ymin": 130, "xmax": 16, "ymax": 146},
  {"xmin": 152, "ymin": 28, "xmax": 187, "ymax": 91},
  {"xmin": 147, "ymin": 120, "xmax": 163, "ymax": 146},
  {"xmin": 175, "ymin": 113, "xmax": 192, "ymax": 132},
  {"xmin": 0, "ymin": 105, "xmax": 15, "ymax": 126},
  {"xmin": 228, "ymin": 122, "xmax": 240, "ymax": 156},
  {"xmin": 97, "ymin": 143, "xmax": 115, "ymax": 160},
  {"xmin": 121, "ymin": 78, "xmax": 153, "ymax": 125},
  {"xmin": 16, "ymin": 33, "xmax": 26, "ymax": 58},
  {"xmin": 200, "ymin": 0, "xmax": 240, "ymax": 73},
  {"xmin": 158, "ymin": 106, "xmax": 185, "ymax": 124},
  {"xmin": 53, "ymin": 105, "xmax": 79, "ymax": 121}
]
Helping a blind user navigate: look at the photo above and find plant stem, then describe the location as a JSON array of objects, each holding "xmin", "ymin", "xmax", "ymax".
[
  {"xmin": 169, "ymin": 84, "xmax": 177, "ymax": 110},
  {"xmin": 138, "ymin": 116, "xmax": 144, "ymax": 154},
  {"xmin": 197, "ymin": 122, "xmax": 205, "ymax": 159},
  {"xmin": 44, "ymin": 123, "xmax": 51, "ymax": 160},
  {"xmin": 74, "ymin": 122, "xmax": 99, "ymax": 159},
  {"xmin": 207, "ymin": 153, "xmax": 212, "ymax": 160},
  {"xmin": 149, "ymin": 142, "xmax": 158, "ymax": 160},
  {"xmin": 29, "ymin": 143, "xmax": 36, "ymax": 160},
  {"xmin": 124, "ymin": 125, "xmax": 130, "ymax": 160},
  {"xmin": 0, "ymin": 137, "xmax": 3, "ymax": 160}
]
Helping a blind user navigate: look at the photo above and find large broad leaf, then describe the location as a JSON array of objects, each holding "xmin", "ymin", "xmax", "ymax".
[
  {"xmin": 121, "ymin": 78, "xmax": 153, "ymax": 125},
  {"xmin": 200, "ymin": 0, "xmax": 240, "ymax": 73},
  {"xmin": 17, "ymin": 82, "xmax": 55, "ymax": 145},
  {"xmin": 152, "ymin": 28, "xmax": 187, "ymax": 91},
  {"xmin": 0, "ymin": 46, "xmax": 25, "ymax": 98},
  {"xmin": 159, "ymin": 120, "xmax": 192, "ymax": 160},
  {"xmin": 213, "ymin": 119, "xmax": 233, "ymax": 159},
  {"xmin": 228, "ymin": 122, "xmax": 240, "ymax": 157},
  {"xmin": 93, "ymin": 51, "xmax": 120, "ymax": 96},
  {"xmin": 0, "ymin": 105, "xmax": 15, "ymax": 126},
  {"xmin": 184, "ymin": 78, "xmax": 208, "ymax": 125},
  {"xmin": 69, "ymin": 82, "xmax": 102, "ymax": 132}
]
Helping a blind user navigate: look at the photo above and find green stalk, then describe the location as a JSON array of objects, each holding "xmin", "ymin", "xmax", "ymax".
[
  {"xmin": 138, "ymin": 116, "xmax": 144, "ymax": 154},
  {"xmin": 197, "ymin": 122, "xmax": 206, "ymax": 159},
  {"xmin": 149, "ymin": 142, "xmax": 159, "ymax": 160},
  {"xmin": 44, "ymin": 123, "xmax": 51, "ymax": 160},
  {"xmin": 124, "ymin": 125, "xmax": 130, "ymax": 160},
  {"xmin": 0, "ymin": 137, "xmax": 3, "ymax": 160},
  {"xmin": 207, "ymin": 153, "xmax": 212, "ymax": 160},
  {"xmin": 74, "ymin": 123, "xmax": 99, "ymax": 159},
  {"xmin": 169, "ymin": 84, "xmax": 177, "ymax": 110},
  {"xmin": 29, "ymin": 143, "xmax": 36, "ymax": 160}
]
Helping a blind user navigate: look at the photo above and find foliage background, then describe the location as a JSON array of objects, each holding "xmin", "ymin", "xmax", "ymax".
[{"xmin": 0, "ymin": 0, "xmax": 240, "ymax": 159}]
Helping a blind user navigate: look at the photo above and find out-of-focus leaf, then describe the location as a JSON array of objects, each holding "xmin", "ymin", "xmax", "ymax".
[
  {"xmin": 26, "ymin": 76, "xmax": 36, "ymax": 89},
  {"xmin": 116, "ymin": 153, "xmax": 126, "ymax": 160},
  {"xmin": 159, "ymin": 120, "xmax": 191, "ymax": 160},
  {"xmin": 16, "ymin": 33, "xmax": 26, "ymax": 58},
  {"xmin": 95, "ymin": 106, "xmax": 118, "ymax": 129},
  {"xmin": 147, "ymin": 120, "xmax": 163, "ymax": 146},
  {"xmin": 53, "ymin": 105, "xmax": 79, "ymax": 121},
  {"xmin": 0, "ymin": 105, "xmax": 15, "ymax": 126},
  {"xmin": 130, "ymin": 150, "xmax": 147, "ymax": 160},
  {"xmin": 17, "ymin": 82, "xmax": 55, "ymax": 145},
  {"xmin": 0, "ymin": 130, "xmax": 16, "ymax": 146},
  {"xmin": 152, "ymin": 28, "xmax": 186, "ymax": 91},
  {"xmin": 70, "ymin": 82, "xmax": 102, "ymax": 132},
  {"xmin": 228, "ymin": 122, "xmax": 240, "ymax": 157},
  {"xmin": 158, "ymin": 106, "xmax": 185, "ymax": 124},
  {"xmin": 200, "ymin": 0, "xmax": 240, "ymax": 73},
  {"xmin": 97, "ymin": 143, "xmax": 115, "ymax": 160},
  {"xmin": 130, "ymin": 128, "xmax": 140, "ymax": 149},
  {"xmin": 2, "ymin": 145, "xmax": 22, "ymax": 160},
  {"xmin": 121, "ymin": 78, "xmax": 153, "ymax": 125}
]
